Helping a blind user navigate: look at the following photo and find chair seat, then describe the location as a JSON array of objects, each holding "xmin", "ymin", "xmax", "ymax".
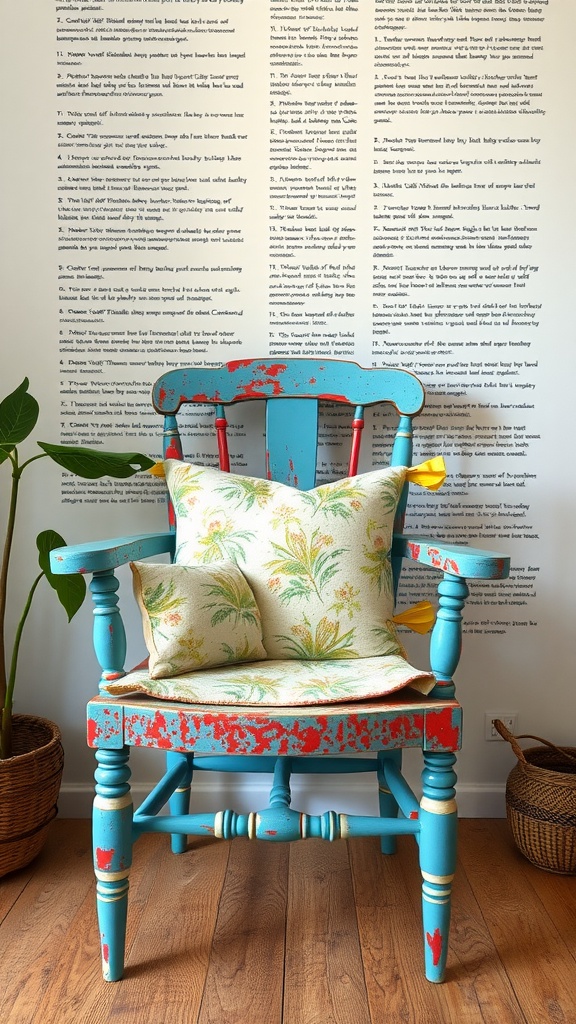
[
  {"xmin": 103, "ymin": 654, "xmax": 435, "ymax": 708},
  {"xmin": 88, "ymin": 689, "xmax": 462, "ymax": 756}
]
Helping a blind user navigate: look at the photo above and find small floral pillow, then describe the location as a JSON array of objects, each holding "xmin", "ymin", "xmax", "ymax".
[
  {"xmin": 131, "ymin": 559, "xmax": 267, "ymax": 679},
  {"xmin": 164, "ymin": 460, "xmax": 441, "ymax": 666}
]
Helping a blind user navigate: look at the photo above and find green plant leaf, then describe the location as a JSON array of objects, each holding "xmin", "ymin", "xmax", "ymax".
[
  {"xmin": 0, "ymin": 379, "xmax": 39, "ymax": 463},
  {"xmin": 37, "ymin": 443, "xmax": 155, "ymax": 479},
  {"xmin": 37, "ymin": 530, "xmax": 86, "ymax": 620}
]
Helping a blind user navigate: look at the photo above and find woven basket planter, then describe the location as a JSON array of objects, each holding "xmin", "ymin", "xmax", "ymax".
[
  {"xmin": 494, "ymin": 720, "xmax": 576, "ymax": 875},
  {"xmin": 0, "ymin": 714, "xmax": 64, "ymax": 877}
]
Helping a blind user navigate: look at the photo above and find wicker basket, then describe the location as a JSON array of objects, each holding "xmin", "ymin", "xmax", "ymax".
[
  {"xmin": 494, "ymin": 719, "xmax": 576, "ymax": 875},
  {"xmin": 0, "ymin": 715, "xmax": 64, "ymax": 877}
]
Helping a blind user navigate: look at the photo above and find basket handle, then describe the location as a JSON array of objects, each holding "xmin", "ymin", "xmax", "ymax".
[{"xmin": 493, "ymin": 719, "xmax": 576, "ymax": 764}]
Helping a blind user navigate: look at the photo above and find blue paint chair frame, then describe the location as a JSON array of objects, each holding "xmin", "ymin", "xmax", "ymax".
[{"xmin": 51, "ymin": 358, "xmax": 509, "ymax": 983}]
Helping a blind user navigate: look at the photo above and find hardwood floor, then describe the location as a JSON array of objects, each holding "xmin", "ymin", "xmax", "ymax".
[{"xmin": 2, "ymin": 819, "xmax": 575, "ymax": 1023}]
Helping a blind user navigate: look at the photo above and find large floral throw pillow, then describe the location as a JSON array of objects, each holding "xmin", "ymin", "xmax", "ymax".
[{"xmin": 164, "ymin": 458, "xmax": 444, "ymax": 664}]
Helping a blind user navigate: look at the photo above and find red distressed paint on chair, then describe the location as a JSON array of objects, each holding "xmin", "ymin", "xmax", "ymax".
[
  {"xmin": 96, "ymin": 847, "xmax": 115, "ymax": 871},
  {"xmin": 426, "ymin": 928, "xmax": 443, "ymax": 967}
]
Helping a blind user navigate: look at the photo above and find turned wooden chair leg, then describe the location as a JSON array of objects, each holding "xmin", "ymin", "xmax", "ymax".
[
  {"xmin": 93, "ymin": 747, "xmax": 133, "ymax": 982},
  {"xmin": 419, "ymin": 750, "xmax": 458, "ymax": 983}
]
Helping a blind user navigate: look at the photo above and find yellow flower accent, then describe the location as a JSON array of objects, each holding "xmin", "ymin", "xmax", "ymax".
[
  {"xmin": 393, "ymin": 601, "xmax": 435, "ymax": 634},
  {"xmin": 176, "ymin": 634, "xmax": 205, "ymax": 665},
  {"xmin": 406, "ymin": 456, "xmax": 446, "ymax": 491},
  {"xmin": 271, "ymin": 504, "xmax": 299, "ymax": 528},
  {"xmin": 330, "ymin": 582, "xmax": 361, "ymax": 620},
  {"xmin": 277, "ymin": 616, "xmax": 358, "ymax": 659}
]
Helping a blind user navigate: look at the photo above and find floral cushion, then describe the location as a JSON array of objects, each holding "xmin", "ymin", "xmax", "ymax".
[
  {"xmin": 104, "ymin": 654, "xmax": 435, "ymax": 706},
  {"xmin": 164, "ymin": 460, "xmax": 440, "ymax": 669},
  {"xmin": 131, "ymin": 559, "xmax": 266, "ymax": 679}
]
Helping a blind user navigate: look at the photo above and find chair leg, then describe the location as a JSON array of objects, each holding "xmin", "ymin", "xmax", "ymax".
[
  {"xmin": 167, "ymin": 751, "xmax": 193, "ymax": 854},
  {"xmin": 377, "ymin": 750, "xmax": 401, "ymax": 854},
  {"xmin": 419, "ymin": 751, "xmax": 457, "ymax": 983},
  {"xmin": 93, "ymin": 747, "xmax": 133, "ymax": 982}
]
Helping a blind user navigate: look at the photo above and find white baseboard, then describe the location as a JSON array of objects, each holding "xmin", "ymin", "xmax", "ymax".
[{"xmin": 59, "ymin": 777, "xmax": 507, "ymax": 820}]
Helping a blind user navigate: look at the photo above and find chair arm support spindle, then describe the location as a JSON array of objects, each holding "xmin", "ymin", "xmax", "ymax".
[
  {"xmin": 90, "ymin": 571, "xmax": 127, "ymax": 689},
  {"xmin": 429, "ymin": 575, "xmax": 469, "ymax": 699}
]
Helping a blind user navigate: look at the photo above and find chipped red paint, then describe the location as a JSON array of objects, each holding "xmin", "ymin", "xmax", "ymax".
[
  {"xmin": 87, "ymin": 718, "xmax": 101, "ymax": 747},
  {"xmin": 105, "ymin": 701, "xmax": 461, "ymax": 756},
  {"xmin": 425, "ymin": 709, "xmax": 460, "ymax": 750},
  {"xmin": 309, "ymin": 377, "xmax": 317, "ymax": 385},
  {"xmin": 158, "ymin": 386, "xmax": 167, "ymax": 406},
  {"xmin": 427, "ymin": 547, "xmax": 442, "ymax": 569},
  {"xmin": 407, "ymin": 542, "xmax": 421, "ymax": 560},
  {"xmin": 165, "ymin": 439, "xmax": 181, "ymax": 461},
  {"xmin": 265, "ymin": 830, "xmax": 278, "ymax": 836},
  {"xmin": 389, "ymin": 714, "xmax": 424, "ymax": 743},
  {"xmin": 96, "ymin": 847, "xmax": 115, "ymax": 871},
  {"xmin": 227, "ymin": 358, "xmax": 254, "ymax": 372},
  {"xmin": 409, "ymin": 811, "xmax": 419, "ymax": 820},
  {"xmin": 190, "ymin": 392, "xmax": 211, "ymax": 403},
  {"xmin": 426, "ymin": 928, "xmax": 443, "ymax": 967},
  {"xmin": 257, "ymin": 363, "xmax": 287, "ymax": 376},
  {"xmin": 237, "ymin": 378, "xmax": 283, "ymax": 399},
  {"xmin": 317, "ymin": 392, "xmax": 349, "ymax": 403},
  {"xmin": 102, "ymin": 943, "xmax": 109, "ymax": 965},
  {"xmin": 443, "ymin": 558, "xmax": 460, "ymax": 575}
]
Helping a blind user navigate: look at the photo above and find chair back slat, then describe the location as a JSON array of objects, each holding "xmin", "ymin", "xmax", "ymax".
[
  {"xmin": 265, "ymin": 398, "xmax": 319, "ymax": 490},
  {"xmin": 348, "ymin": 406, "xmax": 365, "ymax": 477},
  {"xmin": 215, "ymin": 404, "xmax": 230, "ymax": 472},
  {"xmin": 162, "ymin": 415, "xmax": 183, "ymax": 462}
]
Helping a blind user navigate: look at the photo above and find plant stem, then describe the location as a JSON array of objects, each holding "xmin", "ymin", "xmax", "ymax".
[{"xmin": 0, "ymin": 451, "xmax": 20, "ymax": 714}]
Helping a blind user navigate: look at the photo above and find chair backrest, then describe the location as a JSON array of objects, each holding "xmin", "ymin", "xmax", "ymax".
[{"xmin": 153, "ymin": 358, "xmax": 425, "ymax": 492}]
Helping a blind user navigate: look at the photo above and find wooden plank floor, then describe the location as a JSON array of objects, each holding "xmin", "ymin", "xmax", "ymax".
[{"xmin": 2, "ymin": 819, "xmax": 575, "ymax": 1024}]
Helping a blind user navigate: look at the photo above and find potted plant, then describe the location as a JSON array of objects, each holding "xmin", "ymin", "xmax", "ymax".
[{"xmin": 0, "ymin": 378, "xmax": 154, "ymax": 875}]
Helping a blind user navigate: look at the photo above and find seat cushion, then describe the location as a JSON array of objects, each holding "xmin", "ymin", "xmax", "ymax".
[
  {"xmin": 164, "ymin": 460, "xmax": 415, "ymax": 662},
  {"xmin": 103, "ymin": 655, "xmax": 435, "ymax": 706}
]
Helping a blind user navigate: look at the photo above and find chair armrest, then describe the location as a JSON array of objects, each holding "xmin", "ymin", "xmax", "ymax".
[
  {"xmin": 49, "ymin": 532, "xmax": 175, "ymax": 575},
  {"xmin": 392, "ymin": 534, "xmax": 510, "ymax": 580}
]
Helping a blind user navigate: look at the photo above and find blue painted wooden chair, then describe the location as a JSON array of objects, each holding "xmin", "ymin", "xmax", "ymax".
[{"xmin": 51, "ymin": 359, "xmax": 509, "ymax": 984}]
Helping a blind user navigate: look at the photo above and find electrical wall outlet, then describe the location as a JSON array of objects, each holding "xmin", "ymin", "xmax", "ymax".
[{"xmin": 485, "ymin": 712, "xmax": 518, "ymax": 741}]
